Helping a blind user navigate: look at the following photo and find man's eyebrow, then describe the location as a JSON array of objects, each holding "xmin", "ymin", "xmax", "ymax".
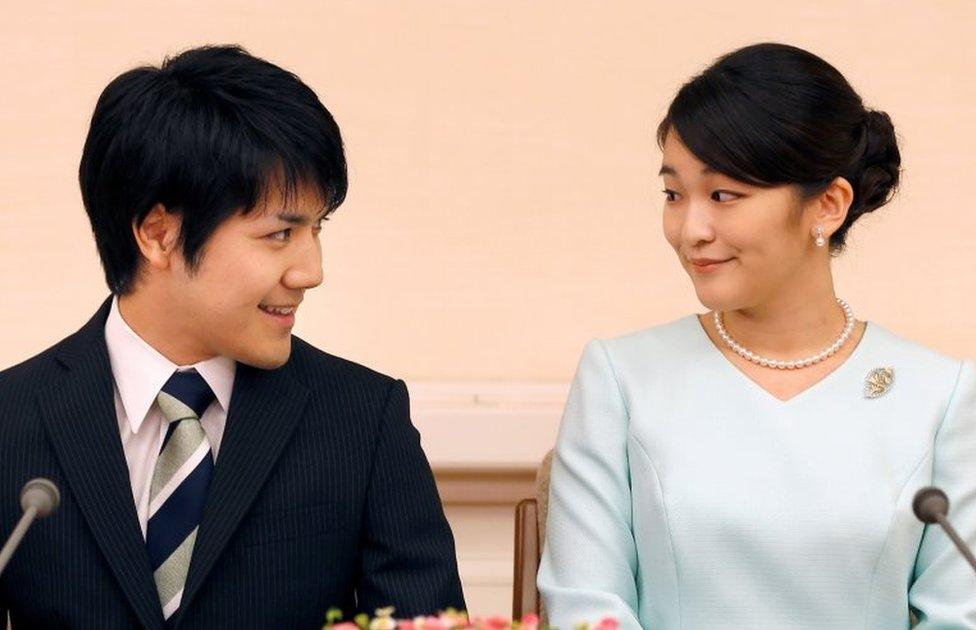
[{"xmin": 275, "ymin": 208, "xmax": 329, "ymax": 225}]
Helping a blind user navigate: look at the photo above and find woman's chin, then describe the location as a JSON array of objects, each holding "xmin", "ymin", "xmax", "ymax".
[{"xmin": 693, "ymin": 285, "xmax": 746, "ymax": 314}]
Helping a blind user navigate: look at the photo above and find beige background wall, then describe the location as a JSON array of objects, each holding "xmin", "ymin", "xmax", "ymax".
[
  {"xmin": 2, "ymin": 0, "xmax": 974, "ymax": 618},
  {"xmin": 1, "ymin": 1, "xmax": 974, "ymax": 378}
]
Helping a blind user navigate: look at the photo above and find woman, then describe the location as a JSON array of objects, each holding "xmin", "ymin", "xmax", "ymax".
[{"xmin": 537, "ymin": 43, "xmax": 975, "ymax": 629}]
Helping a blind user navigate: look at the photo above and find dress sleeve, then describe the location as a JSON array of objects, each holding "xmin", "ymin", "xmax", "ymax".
[
  {"xmin": 909, "ymin": 359, "xmax": 976, "ymax": 628},
  {"xmin": 537, "ymin": 340, "xmax": 642, "ymax": 629}
]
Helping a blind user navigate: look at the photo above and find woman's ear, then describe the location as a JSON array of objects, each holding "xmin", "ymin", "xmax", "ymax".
[{"xmin": 811, "ymin": 176, "xmax": 854, "ymax": 242}]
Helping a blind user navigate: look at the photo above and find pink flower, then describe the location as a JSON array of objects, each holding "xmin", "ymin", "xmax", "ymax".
[
  {"xmin": 330, "ymin": 624, "xmax": 360, "ymax": 630},
  {"xmin": 518, "ymin": 614, "xmax": 539, "ymax": 630},
  {"xmin": 482, "ymin": 616, "xmax": 512, "ymax": 630},
  {"xmin": 593, "ymin": 618, "xmax": 620, "ymax": 630}
]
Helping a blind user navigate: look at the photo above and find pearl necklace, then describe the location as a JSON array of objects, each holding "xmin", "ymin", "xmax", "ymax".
[{"xmin": 713, "ymin": 298, "xmax": 856, "ymax": 370}]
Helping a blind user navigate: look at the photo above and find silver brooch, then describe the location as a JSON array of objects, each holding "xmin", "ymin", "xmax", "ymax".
[{"xmin": 865, "ymin": 367, "xmax": 895, "ymax": 399}]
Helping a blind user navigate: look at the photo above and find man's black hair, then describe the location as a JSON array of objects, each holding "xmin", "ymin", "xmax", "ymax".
[{"xmin": 79, "ymin": 44, "xmax": 347, "ymax": 294}]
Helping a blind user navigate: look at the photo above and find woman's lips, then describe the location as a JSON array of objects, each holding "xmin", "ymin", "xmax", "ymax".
[{"xmin": 690, "ymin": 258, "xmax": 734, "ymax": 273}]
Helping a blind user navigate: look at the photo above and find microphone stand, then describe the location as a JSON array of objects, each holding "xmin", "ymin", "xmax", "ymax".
[
  {"xmin": 913, "ymin": 486, "xmax": 976, "ymax": 575},
  {"xmin": 0, "ymin": 479, "xmax": 60, "ymax": 577}
]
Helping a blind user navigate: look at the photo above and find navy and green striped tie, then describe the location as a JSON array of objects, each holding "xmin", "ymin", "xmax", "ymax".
[{"xmin": 145, "ymin": 369, "xmax": 215, "ymax": 620}]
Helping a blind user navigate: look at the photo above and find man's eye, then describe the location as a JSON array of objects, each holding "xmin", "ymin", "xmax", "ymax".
[
  {"xmin": 662, "ymin": 189, "xmax": 679, "ymax": 202},
  {"xmin": 269, "ymin": 228, "xmax": 291, "ymax": 241}
]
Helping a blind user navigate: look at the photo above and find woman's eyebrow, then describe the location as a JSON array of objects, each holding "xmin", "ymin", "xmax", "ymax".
[{"xmin": 658, "ymin": 164, "xmax": 718, "ymax": 177}]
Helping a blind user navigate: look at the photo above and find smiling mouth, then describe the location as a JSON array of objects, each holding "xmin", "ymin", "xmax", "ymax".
[
  {"xmin": 258, "ymin": 305, "xmax": 297, "ymax": 316},
  {"xmin": 690, "ymin": 258, "xmax": 734, "ymax": 273},
  {"xmin": 258, "ymin": 305, "xmax": 297, "ymax": 328}
]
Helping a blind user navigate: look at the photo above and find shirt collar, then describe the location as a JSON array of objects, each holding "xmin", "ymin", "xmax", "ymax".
[{"xmin": 104, "ymin": 295, "xmax": 236, "ymax": 434}]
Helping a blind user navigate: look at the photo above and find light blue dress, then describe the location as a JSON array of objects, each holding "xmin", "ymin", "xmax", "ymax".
[{"xmin": 538, "ymin": 315, "xmax": 976, "ymax": 629}]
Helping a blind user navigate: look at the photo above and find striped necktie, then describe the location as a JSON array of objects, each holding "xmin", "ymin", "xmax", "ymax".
[{"xmin": 145, "ymin": 369, "xmax": 216, "ymax": 620}]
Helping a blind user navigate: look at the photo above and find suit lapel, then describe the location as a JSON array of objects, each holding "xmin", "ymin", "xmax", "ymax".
[
  {"xmin": 38, "ymin": 297, "xmax": 165, "ymax": 630},
  {"xmin": 177, "ymin": 357, "xmax": 309, "ymax": 619}
]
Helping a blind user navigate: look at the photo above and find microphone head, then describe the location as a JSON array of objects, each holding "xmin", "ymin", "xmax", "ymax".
[
  {"xmin": 913, "ymin": 486, "xmax": 949, "ymax": 524},
  {"xmin": 20, "ymin": 478, "xmax": 60, "ymax": 519}
]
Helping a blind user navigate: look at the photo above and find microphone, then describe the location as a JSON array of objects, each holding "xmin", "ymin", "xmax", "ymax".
[
  {"xmin": 912, "ymin": 486, "xmax": 976, "ymax": 575},
  {"xmin": 0, "ymin": 478, "xmax": 60, "ymax": 576}
]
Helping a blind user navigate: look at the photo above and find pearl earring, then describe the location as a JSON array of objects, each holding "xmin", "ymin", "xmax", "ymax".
[{"xmin": 815, "ymin": 225, "xmax": 826, "ymax": 248}]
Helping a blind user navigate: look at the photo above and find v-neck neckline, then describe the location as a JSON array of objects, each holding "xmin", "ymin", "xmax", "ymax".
[{"xmin": 689, "ymin": 314, "xmax": 874, "ymax": 406}]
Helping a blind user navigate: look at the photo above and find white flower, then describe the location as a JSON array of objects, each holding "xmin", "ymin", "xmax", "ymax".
[{"xmin": 369, "ymin": 617, "xmax": 397, "ymax": 630}]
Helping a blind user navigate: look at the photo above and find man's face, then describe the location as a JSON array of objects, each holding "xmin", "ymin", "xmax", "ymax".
[{"xmin": 164, "ymin": 183, "xmax": 327, "ymax": 369}]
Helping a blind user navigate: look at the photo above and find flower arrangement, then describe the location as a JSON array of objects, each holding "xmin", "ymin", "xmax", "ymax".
[{"xmin": 323, "ymin": 607, "xmax": 619, "ymax": 630}]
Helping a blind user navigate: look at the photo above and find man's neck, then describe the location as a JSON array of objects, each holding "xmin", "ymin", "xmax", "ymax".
[{"xmin": 117, "ymin": 291, "xmax": 215, "ymax": 366}]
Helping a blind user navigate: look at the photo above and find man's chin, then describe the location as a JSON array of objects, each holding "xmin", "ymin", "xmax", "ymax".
[{"xmin": 236, "ymin": 342, "xmax": 292, "ymax": 370}]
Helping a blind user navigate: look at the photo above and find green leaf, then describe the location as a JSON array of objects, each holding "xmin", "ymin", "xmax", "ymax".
[{"xmin": 326, "ymin": 608, "xmax": 344, "ymax": 624}]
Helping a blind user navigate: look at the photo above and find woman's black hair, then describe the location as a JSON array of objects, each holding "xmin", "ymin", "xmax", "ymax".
[
  {"xmin": 79, "ymin": 44, "xmax": 347, "ymax": 294},
  {"xmin": 657, "ymin": 42, "xmax": 900, "ymax": 252}
]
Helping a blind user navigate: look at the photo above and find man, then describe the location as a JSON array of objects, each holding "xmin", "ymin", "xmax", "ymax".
[{"xmin": 0, "ymin": 45, "xmax": 464, "ymax": 628}]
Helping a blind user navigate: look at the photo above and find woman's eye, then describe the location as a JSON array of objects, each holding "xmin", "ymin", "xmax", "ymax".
[
  {"xmin": 269, "ymin": 228, "xmax": 292, "ymax": 241},
  {"xmin": 662, "ymin": 189, "xmax": 679, "ymax": 202},
  {"xmin": 712, "ymin": 190, "xmax": 739, "ymax": 202}
]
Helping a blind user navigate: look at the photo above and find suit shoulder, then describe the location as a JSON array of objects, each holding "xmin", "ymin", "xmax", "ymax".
[
  {"xmin": 288, "ymin": 336, "xmax": 397, "ymax": 392},
  {"xmin": 0, "ymin": 338, "xmax": 68, "ymax": 395}
]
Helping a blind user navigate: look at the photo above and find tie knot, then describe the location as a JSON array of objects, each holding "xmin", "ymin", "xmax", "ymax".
[{"xmin": 156, "ymin": 369, "xmax": 216, "ymax": 423}]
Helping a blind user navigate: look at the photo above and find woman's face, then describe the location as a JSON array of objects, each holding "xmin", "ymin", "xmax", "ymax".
[{"xmin": 660, "ymin": 131, "xmax": 820, "ymax": 312}]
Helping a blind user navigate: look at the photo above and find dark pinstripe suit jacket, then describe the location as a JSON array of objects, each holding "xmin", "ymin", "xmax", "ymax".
[{"xmin": 0, "ymin": 297, "xmax": 465, "ymax": 629}]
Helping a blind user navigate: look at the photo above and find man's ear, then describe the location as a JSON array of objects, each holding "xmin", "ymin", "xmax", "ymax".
[
  {"xmin": 132, "ymin": 203, "xmax": 181, "ymax": 270},
  {"xmin": 812, "ymin": 176, "xmax": 854, "ymax": 241}
]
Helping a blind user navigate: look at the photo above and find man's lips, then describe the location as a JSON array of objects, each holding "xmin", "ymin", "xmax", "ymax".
[
  {"xmin": 259, "ymin": 305, "xmax": 298, "ymax": 313},
  {"xmin": 258, "ymin": 304, "xmax": 298, "ymax": 326}
]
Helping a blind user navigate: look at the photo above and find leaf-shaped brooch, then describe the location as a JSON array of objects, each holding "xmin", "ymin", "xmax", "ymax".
[{"xmin": 865, "ymin": 367, "xmax": 895, "ymax": 399}]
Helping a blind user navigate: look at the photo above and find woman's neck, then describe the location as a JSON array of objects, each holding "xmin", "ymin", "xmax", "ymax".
[{"xmin": 715, "ymin": 275, "xmax": 849, "ymax": 358}]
